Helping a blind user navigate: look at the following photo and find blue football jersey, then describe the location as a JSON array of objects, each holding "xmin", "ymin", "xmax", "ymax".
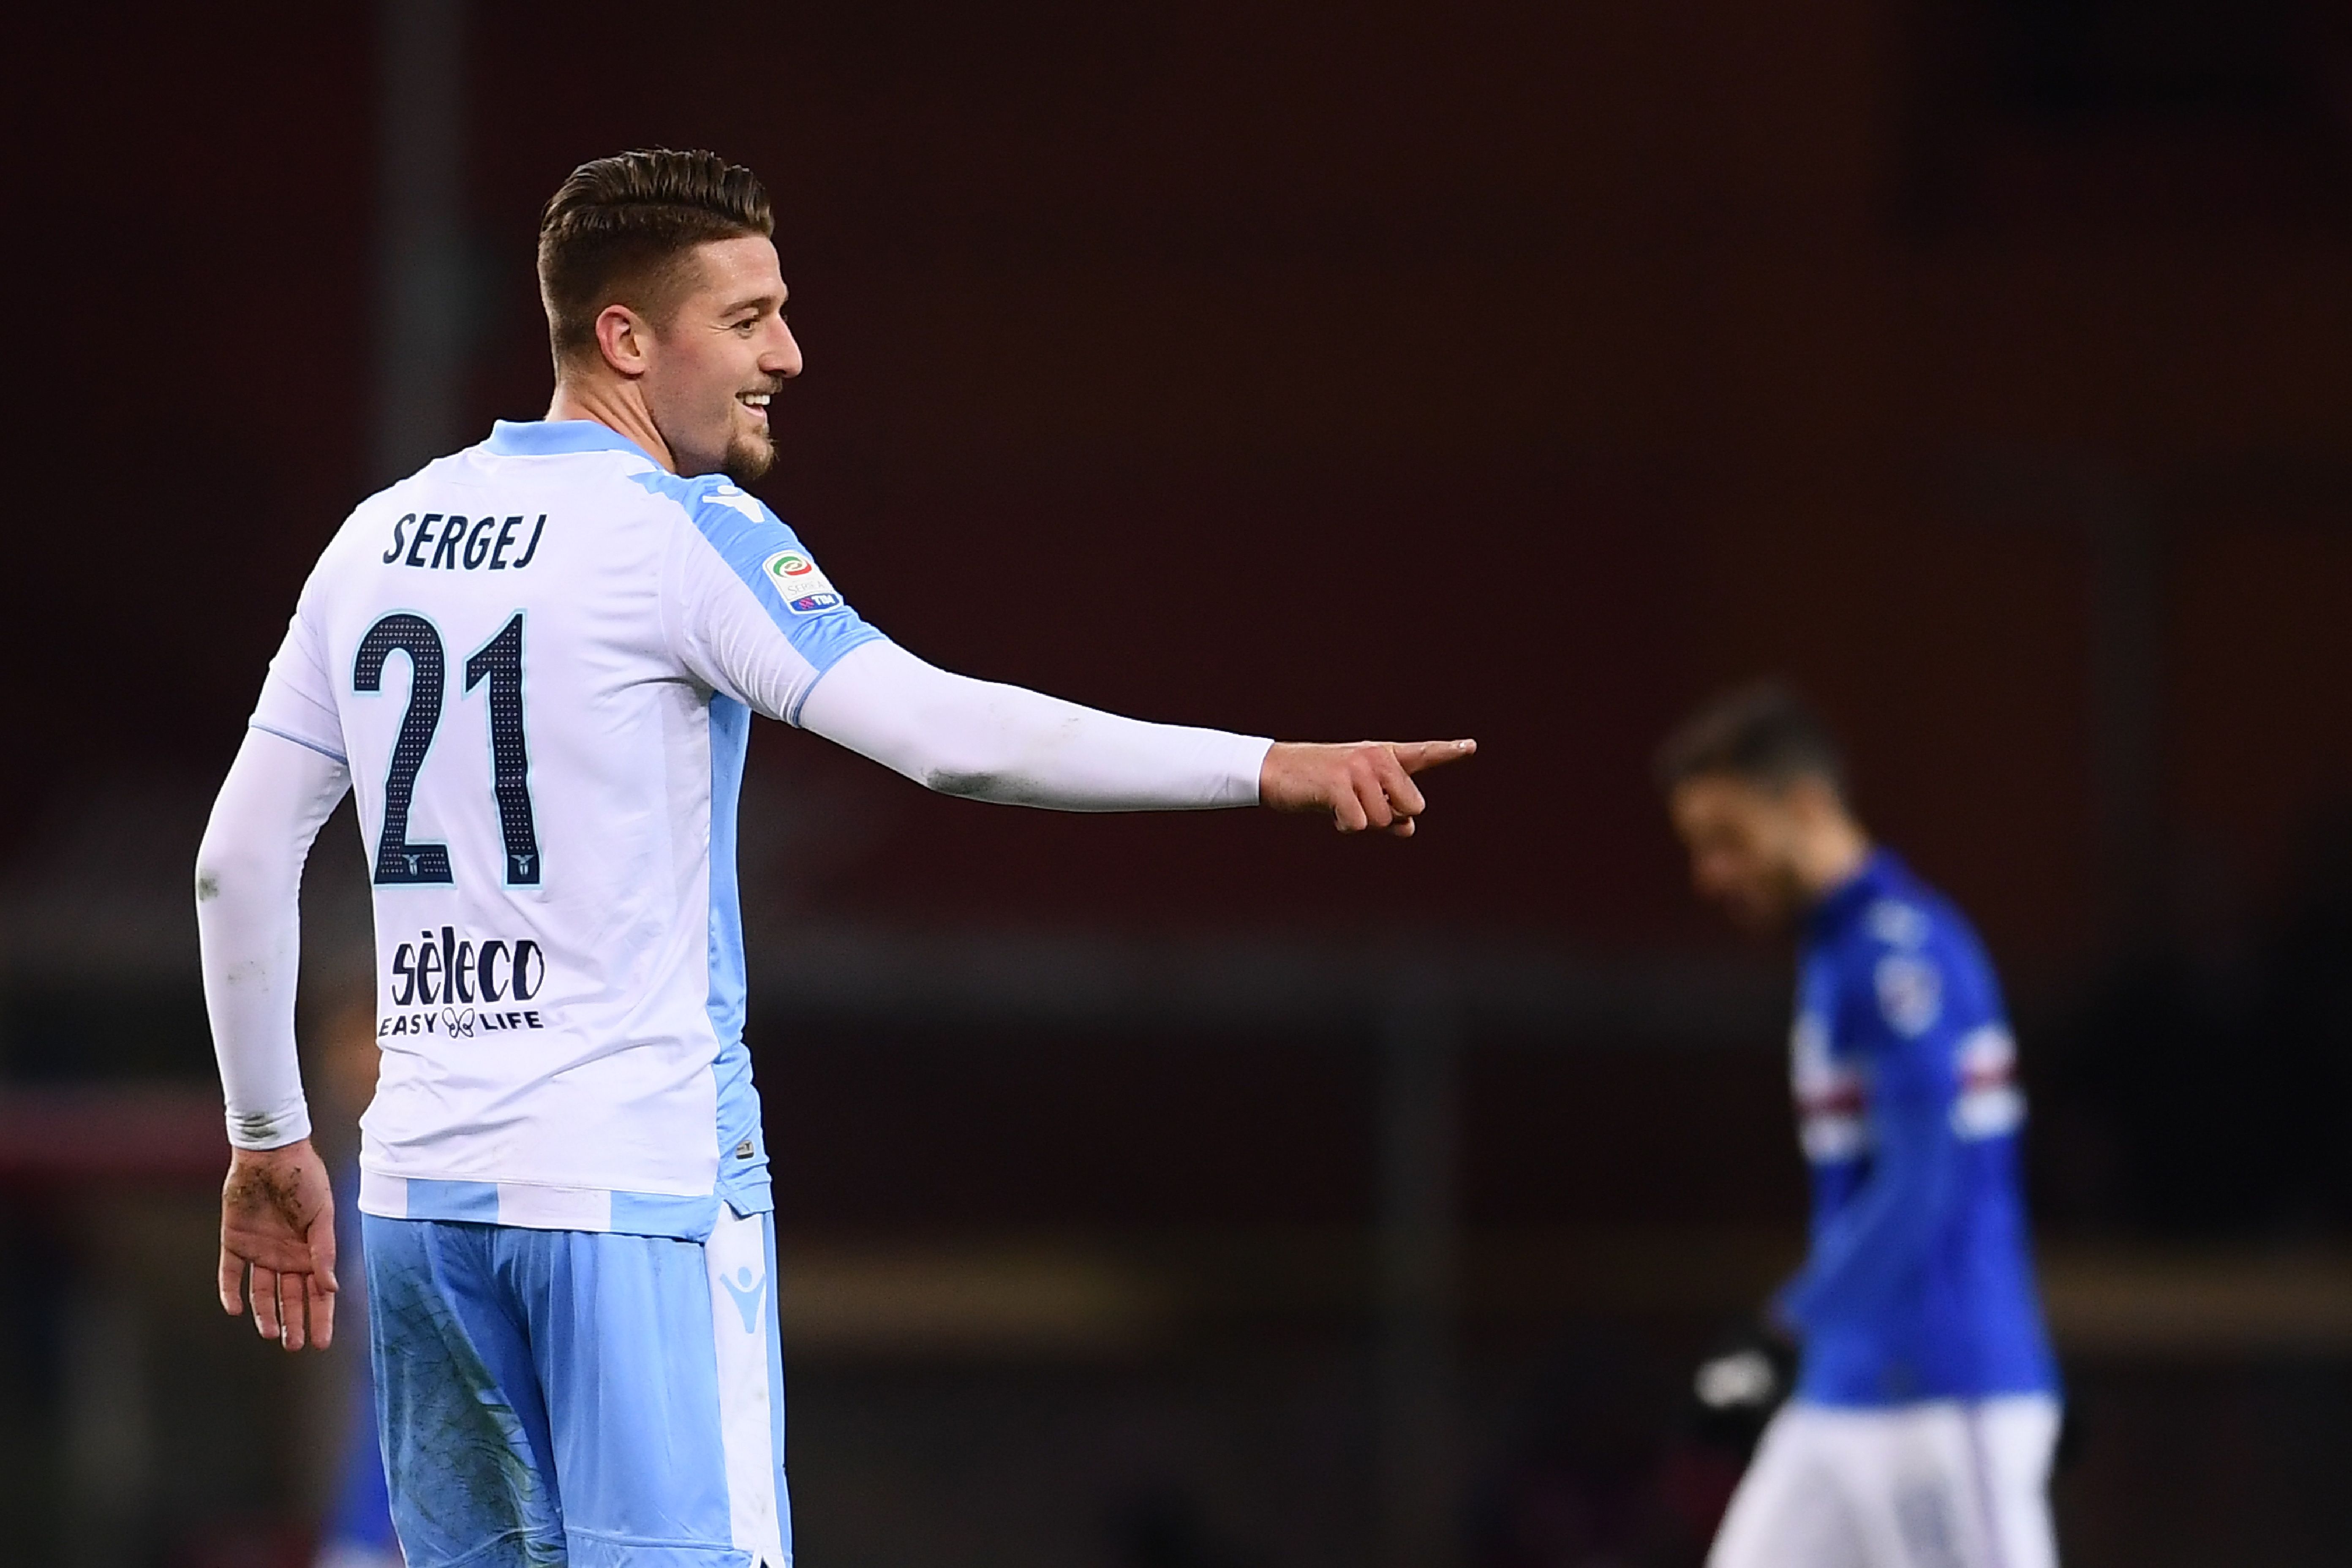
[{"xmin": 1774, "ymin": 850, "xmax": 2060, "ymax": 1406}]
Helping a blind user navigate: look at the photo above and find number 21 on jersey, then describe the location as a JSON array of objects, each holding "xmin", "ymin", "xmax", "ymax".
[{"xmin": 354, "ymin": 611, "xmax": 542, "ymax": 887}]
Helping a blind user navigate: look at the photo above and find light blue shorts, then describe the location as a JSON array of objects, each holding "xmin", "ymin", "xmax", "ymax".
[{"xmin": 363, "ymin": 1206, "xmax": 790, "ymax": 1568}]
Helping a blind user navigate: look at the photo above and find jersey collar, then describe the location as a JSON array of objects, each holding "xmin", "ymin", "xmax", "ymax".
[
  {"xmin": 484, "ymin": 418, "xmax": 659, "ymax": 463},
  {"xmin": 1806, "ymin": 847, "xmax": 1904, "ymax": 940}
]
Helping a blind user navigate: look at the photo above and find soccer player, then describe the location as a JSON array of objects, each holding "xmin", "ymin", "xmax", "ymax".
[
  {"xmin": 196, "ymin": 148, "xmax": 1474, "ymax": 1568},
  {"xmin": 1657, "ymin": 683, "xmax": 2061, "ymax": 1568}
]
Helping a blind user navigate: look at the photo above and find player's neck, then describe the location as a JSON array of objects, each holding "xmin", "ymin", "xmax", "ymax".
[
  {"xmin": 1794, "ymin": 817, "xmax": 1873, "ymax": 905},
  {"xmin": 546, "ymin": 379, "xmax": 678, "ymax": 474}
]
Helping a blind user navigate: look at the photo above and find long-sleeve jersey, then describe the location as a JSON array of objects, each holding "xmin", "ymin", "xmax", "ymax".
[
  {"xmin": 1773, "ymin": 850, "xmax": 2060, "ymax": 1407},
  {"xmin": 196, "ymin": 418, "xmax": 1271, "ymax": 1240}
]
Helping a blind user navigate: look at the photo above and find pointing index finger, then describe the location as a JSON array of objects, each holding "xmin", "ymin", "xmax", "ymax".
[{"xmin": 1393, "ymin": 739, "xmax": 1478, "ymax": 776}]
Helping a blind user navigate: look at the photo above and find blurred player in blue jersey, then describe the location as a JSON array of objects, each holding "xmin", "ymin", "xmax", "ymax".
[
  {"xmin": 196, "ymin": 148, "xmax": 1473, "ymax": 1568},
  {"xmin": 1658, "ymin": 683, "xmax": 2061, "ymax": 1568}
]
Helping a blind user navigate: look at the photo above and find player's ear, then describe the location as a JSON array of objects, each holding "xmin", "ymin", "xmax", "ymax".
[{"xmin": 594, "ymin": 304, "xmax": 652, "ymax": 377}]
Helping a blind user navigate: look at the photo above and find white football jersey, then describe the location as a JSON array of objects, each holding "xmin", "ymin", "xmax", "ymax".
[{"xmin": 252, "ymin": 419, "xmax": 884, "ymax": 1237}]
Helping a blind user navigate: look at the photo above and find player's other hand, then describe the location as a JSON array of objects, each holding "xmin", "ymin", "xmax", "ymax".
[
  {"xmin": 1260, "ymin": 739, "xmax": 1477, "ymax": 837},
  {"xmin": 218, "ymin": 1138, "xmax": 338, "ymax": 1352}
]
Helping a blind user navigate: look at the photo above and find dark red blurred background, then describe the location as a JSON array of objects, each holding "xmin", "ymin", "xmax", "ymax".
[
  {"xmin": 10, "ymin": 3, "xmax": 2352, "ymax": 1565},
  {"xmin": 23, "ymin": 1, "xmax": 2352, "ymax": 966}
]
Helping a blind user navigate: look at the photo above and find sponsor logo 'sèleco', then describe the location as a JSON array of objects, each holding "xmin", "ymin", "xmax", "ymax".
[
  {"xmin": 762, "ymin": 550, "xmax": 844, "ymax": 616},
  {"xmin": 379, "ymin": 925, "xmax": 551, "ymax": 1040}
]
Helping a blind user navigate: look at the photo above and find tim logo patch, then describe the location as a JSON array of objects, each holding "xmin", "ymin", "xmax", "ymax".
[{"xmin": 762, "ymin": 549, "xmax": 844, "ymax": 615}]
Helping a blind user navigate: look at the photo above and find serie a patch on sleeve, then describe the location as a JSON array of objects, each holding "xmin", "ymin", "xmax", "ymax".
[{"xmin": 762, "ymin": 549, "xmax": 846, "ymax": 615}]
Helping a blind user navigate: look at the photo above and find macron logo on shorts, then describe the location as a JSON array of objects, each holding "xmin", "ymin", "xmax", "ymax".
[{"xmin": 721, "ymin": 1265, "xmax": 769, "ymax": 1334}]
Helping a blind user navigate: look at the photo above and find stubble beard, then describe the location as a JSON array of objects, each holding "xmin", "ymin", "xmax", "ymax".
[{"xmin": 721, "ymin": 425, "xmax": 777, "ymax": 485}]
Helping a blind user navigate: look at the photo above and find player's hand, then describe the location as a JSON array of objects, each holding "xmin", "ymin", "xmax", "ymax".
[
  {"xmin": 1688, "ymin": 1317, "xmax": 1798, "ymax": 1456},
  {"xmin": 1259, "ymin": 739, "xmax": 1476, "ymax": 837},
  {"xmin": 218, "ymin": 1138, "xmax": 338, "ymax": 1352}
]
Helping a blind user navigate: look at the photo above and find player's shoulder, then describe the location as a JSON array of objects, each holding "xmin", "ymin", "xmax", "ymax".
[
  {"xmin": 302, "ymin": 460, "xmax": 459, "ymax": 585},
  {"xmin": 1846, "ymin": 856, "xmax": 1979, "ymax": 958},
  {"xmin": 1835, "ymin": 854, "xmax": 2000, "ymax": 1040},
  {"xmin": 643, "ymin": 476, "xmax": 859, "ymax": 620},
  {"xmin": 630, "ymin": 468, "xmax": 796, "ymax": 541}
]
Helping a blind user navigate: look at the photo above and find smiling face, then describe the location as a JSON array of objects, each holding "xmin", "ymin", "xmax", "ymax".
[{"xmin": 634, "ymin": 234, "xmax": 803, "ymax": 482}]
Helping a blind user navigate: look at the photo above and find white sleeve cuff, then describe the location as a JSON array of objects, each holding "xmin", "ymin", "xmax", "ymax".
[
  {"xmin": 1204, "ymin": 731, "xmax": 1274, "ymax": 807},
  {"xmin": 226, "ymin": 1097, "xmax": 315, "ymax": 1152}
]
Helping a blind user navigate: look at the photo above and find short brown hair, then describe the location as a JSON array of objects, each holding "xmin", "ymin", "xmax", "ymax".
[
  {"xmin": 1655, "ymin": 679, "xmax": 1847, "ymax": 797},
  {"xmin": 537, "ymin": 148, "xmax": 774, "ymax": 359}
]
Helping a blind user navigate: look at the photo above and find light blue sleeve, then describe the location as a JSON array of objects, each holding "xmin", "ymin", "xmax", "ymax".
[{"xmin": 644, "ymin": 472, "xmax": 888, "ymax": 719}]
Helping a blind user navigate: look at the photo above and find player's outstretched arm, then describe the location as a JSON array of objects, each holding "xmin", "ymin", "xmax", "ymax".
[
  {"xmin": 795, "ymin": 640, "xmax": 1475, "ymax": 828},
  {"xmin": 1258, "ymin": 739, "xmax": 1478, "ymax": 838}
]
